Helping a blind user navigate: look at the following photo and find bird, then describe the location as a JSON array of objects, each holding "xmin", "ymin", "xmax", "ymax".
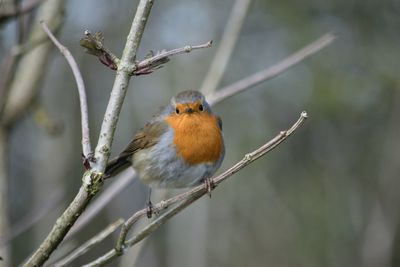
[{"xmin": 105, "ymin": 90, "xmax": 225, "ymax": 216}]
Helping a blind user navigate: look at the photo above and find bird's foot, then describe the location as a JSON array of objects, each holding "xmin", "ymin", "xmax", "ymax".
[
  {"xmin": 146, "ymin": 200, "xmax": 153, "ymax": 219},
  {"xmin": 204, "ymin": 178, "xmax": 215, "ymax": 198}
]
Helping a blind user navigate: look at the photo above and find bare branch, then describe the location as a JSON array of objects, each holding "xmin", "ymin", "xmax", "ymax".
[
  {"xmin": 23, "ymin": 1, "xmax": 154, "ymax": 266},
  {"xmin": 65, "ymin": 172, "xmax": 136, "ymax": 240},
  {"xmin": 51, "ymin": 219, "xmax": 124, "ymax": 267},
  {"xmin": 91, "ymin": 0, "xmax": 153, "ymax": 174},
  {"xmin": 200, "ymin": 0, "xmax": 252, "ymax": 95},
  {"xmin": 133, "ymin": 40, "xmax": 212, "ymax": 75},
  {"xmin": 79, "ymin": 31, "xmax": 120, "ymax": 70},
  {"xmin": 40, "ymin": 21, "xmax": 92, "ymax": 157},
  {"xmin": 207, "ymin": 33, "xmax": 336, "ymax": 105},
  {"xmin": 80, "ymin": 30, "xmax": 212, "ymax": 75},
  {"xmin": 23, "ymin": 186, "xmax": 94, "ymax": 267},
  {"xmin": 83, "ymin": 111, "xmax": 308, "ymax": 266}
]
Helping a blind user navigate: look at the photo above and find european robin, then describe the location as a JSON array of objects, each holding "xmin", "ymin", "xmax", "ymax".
[{"xmin": 105, "ymin": 90, "xmax": 225, "ymax": 214}]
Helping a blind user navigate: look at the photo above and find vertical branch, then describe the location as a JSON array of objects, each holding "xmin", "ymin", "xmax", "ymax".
[
  {"xmin": 92, "ymin": 0, "xmax": 154, "ymax": 172},
  {"xmin": 23, "ymin": 1, "xmax": 154, "ymax": 266},
  {"xmin": 200, "ymin": 0, "xmax": 252, "ymax": 95}
]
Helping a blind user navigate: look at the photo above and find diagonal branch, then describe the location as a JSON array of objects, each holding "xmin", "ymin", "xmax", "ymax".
[
  {"xmin": 51, "ymin": 219, "xmax": 124, "ymax": 267},
  {"xmin": 200, "ymin": 0, "xmax": 252, "ymax": 95},
  {"xmin": 133, "ymin": 40, "xmax": 212, "ymax": 75},
  {"xmin": 40, "ymin": 21, "xmax": 92, "ymax": 158},
  {"xmin": 65, "ymin": 172, "xmax": 136, "ymax": 240},
  {"xmin": 207, "ymin": 32, "xmax": 336, "ymax": 105},
  {"xmin": 82, "ymin": 111, "xmax": 308, "ymax": 266}
]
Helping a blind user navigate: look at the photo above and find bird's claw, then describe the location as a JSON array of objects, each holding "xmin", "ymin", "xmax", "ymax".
[
  {"xmin": 204, "ymin": 178, "xmax": 215, "ymax": 198},
  {"xmin": 146, "ymin": 200, "xmax": 153, "ymax": 219}
]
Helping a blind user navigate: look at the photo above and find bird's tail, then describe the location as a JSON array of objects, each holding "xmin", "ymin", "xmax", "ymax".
[{"xmin": 104, "ymin": 156, "xmax": 131, "ymax": 178}]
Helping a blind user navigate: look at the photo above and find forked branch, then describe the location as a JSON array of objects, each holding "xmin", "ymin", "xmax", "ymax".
[{"xmin": 80, "ymin": 31, "xmax": 212, "ymax": 75}]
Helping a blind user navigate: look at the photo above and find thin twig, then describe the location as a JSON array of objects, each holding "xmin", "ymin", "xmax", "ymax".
[
  {"xmin": 133, "ymin": 40, "xmax": 212, "ymax": 75},
  {"xmin": 83, "ymin": 111, "xmax": 308, "ymax": 266},
  {"xmin": 200, "ymin": 0, "xmax": 252, "ymax": 95},
  {"xmin": 51, "ymin": 219, "xmax": 124, "ymax": 267},
  {"xmin": 79, "ymin": 31, "xmax": 120, "ymax": 70},
  {"xmin": 207, "ymin": 33, "xmax": 336, "ymax": 105},
  {"xmin": 40, "ymin": 20, "xmax": 92, "ymax": 158}
]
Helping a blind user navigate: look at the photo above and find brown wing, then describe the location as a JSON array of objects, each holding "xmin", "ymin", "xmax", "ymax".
[
  {"xmin": 216, "ymin": 115, "xmax": 222, "ymax": 130},
  {"xmin": 105, "ymin": 120, "xmax": 168, "ymax": 177}
]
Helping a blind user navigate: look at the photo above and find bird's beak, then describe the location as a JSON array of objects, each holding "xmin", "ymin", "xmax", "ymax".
[{"xmin": 185, "ymin": 107, "xmax": 194, "ymax": 114}]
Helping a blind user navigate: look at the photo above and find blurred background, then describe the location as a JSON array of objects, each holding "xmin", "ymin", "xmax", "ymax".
[{"xmin": 1, "ymin": 0, "xmax": 400, "ymax": 266}]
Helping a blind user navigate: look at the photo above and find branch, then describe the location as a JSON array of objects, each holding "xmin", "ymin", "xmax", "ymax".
[
  {"xmin": 23, "ymin": 1, "xmax": 154, "ymax": 266},
  {"xmin": 51, "ymin": 219, "xmax": 124, "ymax": 267},
  {"xmin": 207, "ymin": 32, "xmax": 336, "ymax": 105},
  {"xmin": 80, "ymin": 30, "xmax": 212, "ymax": 75},
  {"xmin": 83, "ymin": 111, "xmax": 308, "ymax": 266},
  {"xmin": 200, "ymin": 0, "xmax": 252, "ymax": 95},
  {"xmin": 40, "ymin": 21, "xmax": 92, "ymax": 158},
  {"xmin": 133, "ymin": 40, "xmax": 212, "ymax": 75},
  {"xmin": 65, "ymin": 172, "xmax": 136, "ymax": 240},
  {"xmin": 23, "ymin": 187, "xmax": 94, "ymax": 267},
  {"xmin": 79, "ymin": 31, "xmax": 120, "ymax": 70},
  {"xmin": 91, "ymin": 0, "xmax": 153, "ymax": 173}
]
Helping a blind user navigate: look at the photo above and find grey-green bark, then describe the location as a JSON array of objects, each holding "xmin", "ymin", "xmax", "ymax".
[{"xmin": 23, "ymin": 0, "xmax": 154, "ymax": 266}]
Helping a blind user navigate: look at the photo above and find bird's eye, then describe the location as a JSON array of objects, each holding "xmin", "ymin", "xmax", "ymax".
[
  {"xmin": 199, "ymin": 104, "xmax": 204, "ymax": 111},
  {"xmin": 175, "ymin": 108, "xmax": 180, "ymax": 114}
]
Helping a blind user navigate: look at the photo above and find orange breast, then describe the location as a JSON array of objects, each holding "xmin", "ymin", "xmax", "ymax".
[{"xmin": 165, "ymin": 113, "xmax": 223, "ymax": 164}]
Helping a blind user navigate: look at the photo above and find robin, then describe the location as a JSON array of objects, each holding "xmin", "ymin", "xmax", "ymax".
[{"xmin": 105, "ymin": 90, "xmax": 225, "ymax": 216}]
